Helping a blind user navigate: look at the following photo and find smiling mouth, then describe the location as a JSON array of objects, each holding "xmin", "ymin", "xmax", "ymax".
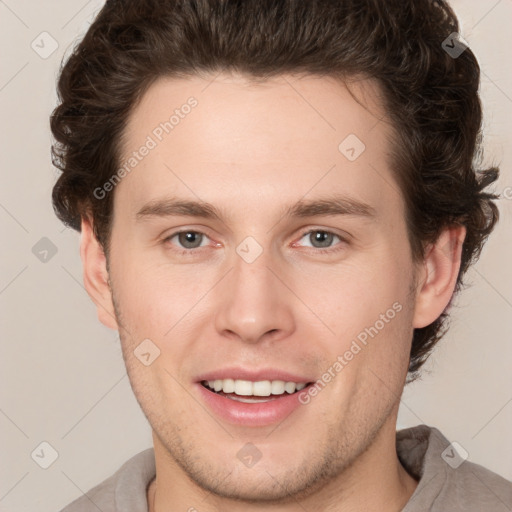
[{"xmin": 200, "ymin": 379, "xmax": 314, "ymax": 403}]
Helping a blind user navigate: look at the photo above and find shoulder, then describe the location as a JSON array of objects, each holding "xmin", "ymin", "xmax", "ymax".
[
  {"xmin": 59, "ymin": 448, "xmax": 155, "ymax": 512},
  {"xmin": 448, "ymin": 458, "xmax": 512, "ymax": 510},
  {"xmin": 399, "ymin": 425, "xmax": 512, "ymax": 511}
]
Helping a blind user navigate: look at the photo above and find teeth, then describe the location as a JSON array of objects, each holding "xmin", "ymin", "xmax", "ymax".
[
  {"xmin": 253, "ymin": 380, "xmax": 271, "ymax": 396},
  {"xmin": 204, "ymin": 379, "xmax": 308, "ymax": 396}
]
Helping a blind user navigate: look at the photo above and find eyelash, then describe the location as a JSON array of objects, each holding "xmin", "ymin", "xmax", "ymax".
[{"xmin": 162, "ymin": 229, "xmax": 348, "ymax": 256}]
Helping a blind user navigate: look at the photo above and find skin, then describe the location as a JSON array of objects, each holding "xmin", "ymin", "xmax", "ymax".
[{"xmin": 81, "ymin": 72, "xmax": 465, "ymax": 512}]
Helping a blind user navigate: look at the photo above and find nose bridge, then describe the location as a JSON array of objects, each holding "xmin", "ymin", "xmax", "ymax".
[{"xmin": 213, "ymin": 238, "xmax": 295, "ymax": 343}]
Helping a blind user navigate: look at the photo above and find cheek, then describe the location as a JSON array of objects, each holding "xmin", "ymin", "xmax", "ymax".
[
  {"xmin": 111, "ymin": 257, "xmax": 216, "ymax": 338},
  {"xmin": 299, "ymin": 257, "xmax": 414, "ymax": 397},
  {"xmin": 297, "ymin": 251, "xmax": 411, "ymax": 334}
]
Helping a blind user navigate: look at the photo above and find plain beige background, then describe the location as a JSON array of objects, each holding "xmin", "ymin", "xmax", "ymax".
[{"xmin": 0, "ymin": 1, "xmax": 511, "ymax": 511}]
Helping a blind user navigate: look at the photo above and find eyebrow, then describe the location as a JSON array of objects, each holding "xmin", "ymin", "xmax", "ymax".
[{"xmin": 135, "ymin": 195, "xmax": 376, "ymax": 222}]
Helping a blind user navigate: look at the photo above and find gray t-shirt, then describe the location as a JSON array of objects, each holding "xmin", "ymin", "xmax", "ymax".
[{"xmin": 60, "ymin": 424, "xmax": 512, "ymax": 511}]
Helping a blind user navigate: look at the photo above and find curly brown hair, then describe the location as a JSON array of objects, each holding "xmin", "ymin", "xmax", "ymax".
[{"xmin": 50, "ymin": 0, "xmax": 499, "ymax": 381}]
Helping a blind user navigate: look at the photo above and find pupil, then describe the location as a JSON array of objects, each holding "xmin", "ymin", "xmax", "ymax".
[
  {"xmin": 312, "ymin": 231, "xmax": 332, "ymax": 248},
  {"xmin": 180, "ymin": 231, "xmax": 201, "ymax": 248}
]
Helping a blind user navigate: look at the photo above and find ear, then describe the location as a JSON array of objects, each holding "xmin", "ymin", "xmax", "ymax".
[
  {"xmin": 80, "ymin": 215, "xmax": 119, "ymax": 331},
  {"xmin": 413, "ymin": 225, "xmax": 466, "ymax": 328}
]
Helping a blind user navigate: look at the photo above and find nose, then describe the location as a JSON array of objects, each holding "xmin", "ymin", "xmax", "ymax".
[{"xmin": 213, "ymin": 244, "xmax": 296, "ymax": 346}]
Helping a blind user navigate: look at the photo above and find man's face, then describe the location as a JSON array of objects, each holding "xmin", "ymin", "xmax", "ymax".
[{"xmin": 103, "ymin": 73, "xmax": 419, "ymax": 500}]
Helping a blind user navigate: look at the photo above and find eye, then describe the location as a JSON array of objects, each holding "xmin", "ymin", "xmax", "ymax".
[
  {"xmin": 163, "ymin": 230, "xmax": 211, "ymax": 252},
  {"xmin": 162, "ymin": 228, "xmax": 348, "ymax": 256},
  {"xmin": 295, "ymin": 229, "xmax": 347, "ymax": 253}
]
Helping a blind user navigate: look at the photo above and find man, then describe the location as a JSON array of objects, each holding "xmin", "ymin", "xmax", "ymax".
[{"xmin": 51, "ymin": 0, "xmax": 511, "ymax": 510}]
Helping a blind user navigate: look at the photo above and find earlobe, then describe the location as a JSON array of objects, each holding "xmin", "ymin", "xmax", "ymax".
[
  {"xmin": 412, "ymin": 225, "xmax": 467, "ymax": 329},
  {"xmin": 80, "ymin": 216, "xmax": 119, "ymax": 331}
]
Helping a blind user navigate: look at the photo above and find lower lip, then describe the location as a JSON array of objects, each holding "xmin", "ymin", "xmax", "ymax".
[{"xmin": 196, "ymin": 383, "xmax": 312, "ymax": 427}]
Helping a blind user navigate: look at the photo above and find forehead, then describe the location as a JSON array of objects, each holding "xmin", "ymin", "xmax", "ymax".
[
  {"xmin": 115, "ymin": 72, "xmax": 402, "ymax": 222},
  {"xmin": 122, "ymin": 72, "xmax": 389, "ymax": 153}
]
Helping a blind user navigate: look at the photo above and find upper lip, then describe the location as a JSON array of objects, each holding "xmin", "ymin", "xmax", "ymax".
[{"xmin": 196, "ymin": 367, "xmax": 315, "ymax": 384}]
